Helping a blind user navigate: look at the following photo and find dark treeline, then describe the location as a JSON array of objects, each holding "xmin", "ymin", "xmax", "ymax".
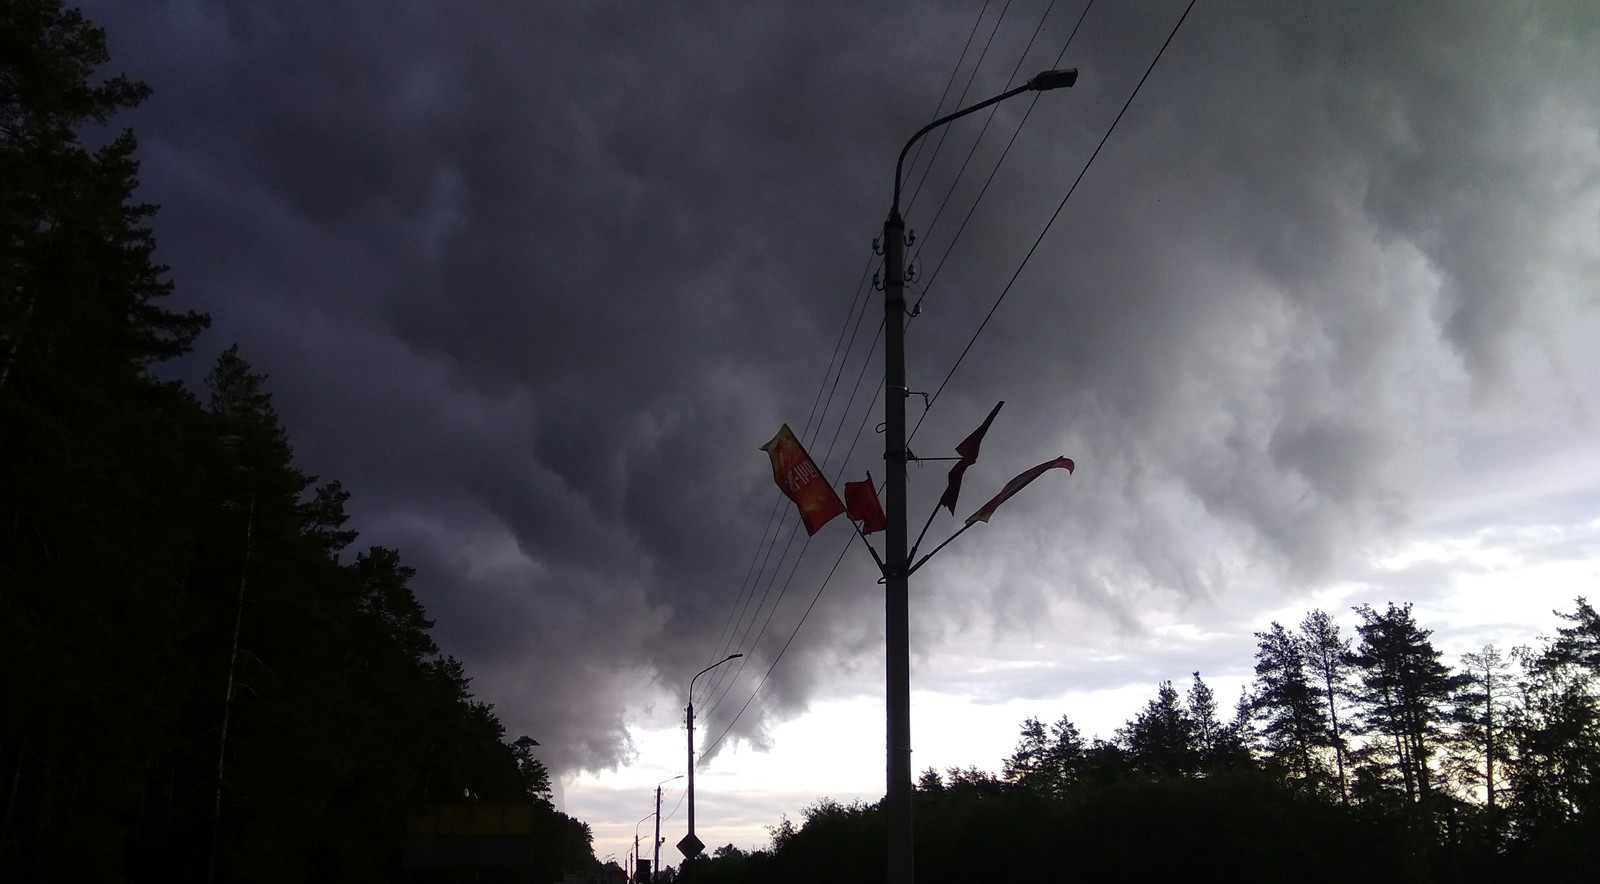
[
  {"xmin": 691, "ymin": 602, "xmax": 1600, "ymax": 884},
  {"xmin": 0, "ymin": 3, "xmax": 597, "ymax": 881}
]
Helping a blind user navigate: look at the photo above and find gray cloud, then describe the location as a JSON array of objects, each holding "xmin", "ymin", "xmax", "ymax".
[{"xmin": 84, "ymin": 0, "xmax": 1600, "ymax": 778}]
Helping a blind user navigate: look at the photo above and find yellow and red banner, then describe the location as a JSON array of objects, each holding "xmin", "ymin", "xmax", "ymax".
[{"xmin": 761, "ymin": 424, "xmax": 846, "ymax": 536}]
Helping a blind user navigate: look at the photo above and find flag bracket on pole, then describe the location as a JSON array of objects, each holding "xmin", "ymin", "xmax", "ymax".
[
  {"xmin": 906, "ymin": 522, "xmax": 974, "ymax": 577},
  {"xmin": 908, "ymin": 455, "xmax": 1077, "ymax": 576},
  {"xmin": 857, "ymin": 530, "xmax": 887, "ymax": 577}
]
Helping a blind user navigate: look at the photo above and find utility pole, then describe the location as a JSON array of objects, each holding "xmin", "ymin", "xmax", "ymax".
[
  {"xmin": 882, "ymin": 197, "xmax": 913, "ymax": 884},
  {"xmin": 880, "ymin": 67, "xmax": 1077, "ymax": 884},
  {"xmin": 654, "ymin": 783, "xmax": 664, "ymax": 882},
  {"xmin": 685, "ymin": 700, "xmax": 694, "ymax": 855}
]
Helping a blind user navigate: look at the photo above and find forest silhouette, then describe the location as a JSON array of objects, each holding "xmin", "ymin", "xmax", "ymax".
[
  {"xmin": 686, "ymin": 601, "xmax": 1600, "ymax": 884},
  {"xmin": 1, "ymin": 4, "xmax": 595, "ymax": 880}
]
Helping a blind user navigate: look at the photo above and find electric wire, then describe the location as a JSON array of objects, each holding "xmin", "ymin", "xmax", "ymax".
[
  {"xmin": 700, "ymin": 285, "xmax": 882, "ymax": 707},
  {"xmin": 906, "ymin": 0, "xmax": 1075, "ymax": 272},
  {"xmin": 904, "ymin": 0, "xmax": 1016, "ymax": 215},
  {"xmin": 701, "ymin": 515, "xmax": 806, "ymax": 717},
  {"xmin": 696, "ymin": 251, "xmax": 877, "ymax": 705},
  {"xmin": 910, "ymin": 0, "xmax": 1197, "ymax": 443},
  {"xmin": 700, "ymin": 320, "xmax": 885, "ymax": 724},
  {"xmin": 693, "ymin": 0, "xmax": 995, "ymax": 729},
  {"xmin": 694, "ymin": 0, "xmax": 1056, "ymax": 753},
  {"xmin": 900, "ymin": 0, "xmax": 996, "ymax": 205},
  {"xmin": 701, "ymin": 0, "xmax": 1195, "ymax": 757},
  {"xmin": 698, "ymin": 530, "xmax": 855, "ymax": 762},
  {"xmin": 700, "ymin": 320, "xmax": 885, "ymax": 722},
  {"xmin": 698, "ymin": 383, "xmax": 883, "ymax": 761},
  {"xmin": 699, "ymin": 265, "xmax": 883, "ymax": 709},
  {"xmin": 700, "ymin": 319, "xmax": 890, "ymax": 730},
  {"xmin": 661, "ymin": 787, "xmax": 687, "ymax": 824},
  {"xmin": 690, "ymin": 0, "xmax": 1141, "ymax": 770}
]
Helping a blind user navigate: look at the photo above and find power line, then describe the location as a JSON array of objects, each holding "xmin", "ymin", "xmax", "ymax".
[
  {"xmin": 908, "ymin": 0, "xmax": 1088, "ymax": 285},
  {"xmin": 911, "ymin": 0, "xmax": 1197, "ymax": 442},
  {"xmin": 702, "ymin": 514, "xmax": 806, "ymax": 716},
  {"xmin": 905, "ymin": 0, "xmax": 1017, "ymax": 215},
  {"xmin": 699, "ymin": 529, "xmax": 854, "ymax": 761},
  {"xmin": 693, "ymin": 0, "xmax": 1125, "ymax": 771},
  {"xmin": 696, "ymin": 0, "xmax": 999, "ymax": 728},
  {"xmin": 901, "ymin": 0, "xmax": 996, "ymax": 203},
  {"xmin": 660, "ymin": 786, "xmax": 687, "ymax": 824},
  {"xmin": 698, "ymin": 380, "xmax": 878, "ymax": 761},
  {"xmin": 700, "ymin": 361, "xmax": 886, "ymax": 752},
  {"xmin": 703, "ymin": 324, "xmax": 885, "ymax": 723},
  {"xmin": 908, "ymin": 0, "xmax": 1063, "ymax": 256},
  {"xmin": 698, "ymin": 251, "xmax": 877, "ymax": 703}
]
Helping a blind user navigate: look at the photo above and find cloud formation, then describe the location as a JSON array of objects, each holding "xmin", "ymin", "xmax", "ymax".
[{"xmin": 85, "ymin": 0, "xmax": 1600, "ymax": 777}]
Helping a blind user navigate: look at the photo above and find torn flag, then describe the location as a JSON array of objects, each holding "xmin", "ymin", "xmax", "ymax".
[
  {"xmin": 966, "ymin": 456, "xmax": 1075, "ymax": 525},
  {"xmin": 939, "ymin": 401, "xmax": 1005, "ymax": 515}
]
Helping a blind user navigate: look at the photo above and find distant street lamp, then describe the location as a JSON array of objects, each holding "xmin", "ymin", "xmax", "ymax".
[
  {"xmin": 879, "ymin": 67, "xmax": 1076, "ymax": 884},
  {"xmin": 681, "ymin": 653, "xmax": 742, "ymax": 878},
  {"xmin": 633, "ymin": 810, "xmax": 655, "ymax": 883},
  {"xmin": 654, "ymin": 774, "xmax": 683, "ymax": 882}
]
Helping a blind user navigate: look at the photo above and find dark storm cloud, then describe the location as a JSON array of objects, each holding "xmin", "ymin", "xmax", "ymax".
[
  {"xmin": 84, "ymin": 0, "xmax": 1598, "ymax": 776},
  {"xmin": 83, "ymin": 0, "xmax": 1001, "ymax": 772},
  {"xmin": 894, "ymin": 0, "xmax": 1598, "ymax": 646}
]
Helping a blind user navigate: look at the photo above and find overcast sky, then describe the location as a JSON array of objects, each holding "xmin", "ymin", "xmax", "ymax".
[{"xmin": 84, "ymin": 0, "xmax": 1599, "ymax": 865}]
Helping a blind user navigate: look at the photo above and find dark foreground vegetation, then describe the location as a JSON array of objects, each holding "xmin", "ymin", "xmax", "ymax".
[
  {"xmin": 1, "ymin": 3, "xmax": 598, "ymax": 881},
  {"xmin": 686, "ymin": 600, "xmax": 1600, "ymax": 883}
]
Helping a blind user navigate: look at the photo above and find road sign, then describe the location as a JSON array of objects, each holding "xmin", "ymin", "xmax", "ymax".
[{"xmin": 676, "ymin": 833, "xmax": 704, "ymax": 859}]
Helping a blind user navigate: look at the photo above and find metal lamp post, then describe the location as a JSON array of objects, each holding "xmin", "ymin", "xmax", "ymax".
[
  {"xmin": 880, "ymin": 67, "xmax": 1076, "ymax": 884},
  {"xmin": 681, "ymin": 653, "xmax": 742, "ymax": 878},
  {"xmin": 633, "ymin": 810, "xmax": 655, "ymax": 883}
]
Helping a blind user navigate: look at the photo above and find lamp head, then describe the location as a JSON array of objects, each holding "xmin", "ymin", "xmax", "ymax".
[{"xmin": 1028, "ymin": 68, "xmax": 1078, "ymax": 91}]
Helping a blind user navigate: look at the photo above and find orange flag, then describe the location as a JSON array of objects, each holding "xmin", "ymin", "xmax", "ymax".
[
  {"xmin": 844, "ymin": 473, "xmax": 887, "ymax": 535},
  {"xmin": 760, "ymin": 424, "xmax": 846, "ymax": 536},
  {"xmin": 966, "ymin": 456, "xmax": 1075, "ymax": 525}
]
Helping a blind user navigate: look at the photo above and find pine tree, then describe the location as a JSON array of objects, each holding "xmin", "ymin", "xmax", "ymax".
[
  {"xmin": 1186, "ymin": 673, "xmax": 1224, "ymax": 768},
  {"xmin": 1118, "ymin": 681, "xmax": 1197, "ymax": 777},
  {"xmin": 1045, "ymin": 715, "xmax": 1087, "ymax": 789},
  {"xmin": 1252, "ymin": 622, "xmax": 1326, "ymax": 787},
  {"xmin": 1, "ymin": 3, "xmax": 208, "ymax": 875},
  {"xmin": 1449, "ymin": 645, "xmax": 1516, "ymax": 811},
  {"xmin": 1507, "ymin": 600, "xmax": 1600, "ymax": 843},
  {"xmin": 1351, "ymin": 603, "xmax": 1466, "ymax": 803},
  {"xmin": 1300, "ymin": 610, "xmax": 1355, "ymax": 802},
  {"xmin": 1004, "ymin": 715, "xmax": 1086, "ymax": 797},
  {"xmin": 1002, "ymin": 717, "xmax": 1051, "ymax": 793}
]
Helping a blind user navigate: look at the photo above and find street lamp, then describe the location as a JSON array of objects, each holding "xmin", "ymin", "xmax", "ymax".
[
  {"xmin": 880, "ymin": 68, "xmax": 1076, "ymax": 884},
  {"xmin": 654, "ymin": 774, "xmax": 683, "ymax": 882},
  {"xmin": 681, "ymin": 653, "xmax": 742, "ymax": 877},
  {"xmin": 633, "ymin": 810, "xmax": 655, "ymax": 883}
]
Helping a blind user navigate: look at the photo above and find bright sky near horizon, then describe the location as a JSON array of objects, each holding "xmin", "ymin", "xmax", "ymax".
[{"xmin": 80, "ymin": 0, "xmax": 1599, "ymax": 871}]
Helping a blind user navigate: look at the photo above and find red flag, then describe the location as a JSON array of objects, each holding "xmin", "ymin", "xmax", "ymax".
[
  {"xmin": 760, "ymin": 424, "xmax": 846, "ymax": 536},
  {"xmin": 939, "ymin": 401, "xmax": 1004, "ymax": 514},
  {"xmin": 844, "ymin": 473, "xmax": 887, "ymax": 535},
  {"xmin": 965, "ymin": 456, "xmax": 1075, "ymax": 525}
]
